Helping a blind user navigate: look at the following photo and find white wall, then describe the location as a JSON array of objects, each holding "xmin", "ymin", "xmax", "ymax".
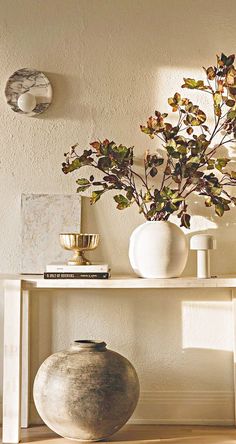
[{"xmin": 0, "ymin": 0, "xmax": 236, "ymax": 425}]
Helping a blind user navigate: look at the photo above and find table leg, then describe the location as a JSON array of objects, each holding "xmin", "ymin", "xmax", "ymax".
[
  {"xmin": 21, "ymin": 289, "xmax": 29, "ymax": 428},
  {"xmin": 232, "ymin": 290, "xmax": 236, "ymax": 425},
  {"xmin": 2, "ymin": 280, "xmax": 22, "ymax": 443}
]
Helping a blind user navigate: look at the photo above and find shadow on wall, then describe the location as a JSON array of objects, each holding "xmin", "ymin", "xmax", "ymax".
[
  {"xmin": 30, "ymin": 290, "xmax": 53, "ymax": 397},
  {"xmin": 129, "ymin": 288, "xmax": 234, "ymax": 393},
  {"xmin": 34, "ymin": 72, "xmax": 94, "ymax": 122}
]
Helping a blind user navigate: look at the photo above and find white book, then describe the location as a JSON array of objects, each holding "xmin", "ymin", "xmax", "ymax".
[{"xmin": 46, "ymin": 262, "xmax": 109, "ymax": 273}]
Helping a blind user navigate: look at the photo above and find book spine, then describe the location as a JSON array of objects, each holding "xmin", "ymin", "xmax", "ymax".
[
  {"xmin": 44, "ymin": 272, "xmax": 110, "ymax": 279},
  {"xmin": 46, "ymin": 267, "xmax": 108, "ymax": 273}
]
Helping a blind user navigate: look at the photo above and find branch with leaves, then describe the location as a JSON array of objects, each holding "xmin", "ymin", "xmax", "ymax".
[{"xmin": 62, "ymin": 53, "xmax": 236, "ymax": 228}]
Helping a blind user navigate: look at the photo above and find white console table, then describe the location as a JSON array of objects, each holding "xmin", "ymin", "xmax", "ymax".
[{"xmin": 2, "ymin": 274, "xmax": 236, "ymax": 443}]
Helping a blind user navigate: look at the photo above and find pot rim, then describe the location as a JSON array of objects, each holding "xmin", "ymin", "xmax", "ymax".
[{"xmin": 71, "ymin": 340, "xmax": 107, "ymax": 349}]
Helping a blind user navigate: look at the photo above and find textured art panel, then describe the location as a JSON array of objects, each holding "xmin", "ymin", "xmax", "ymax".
[{"xmin": 21, "ymin": 194, "xmax": 81, "ymax": 273}]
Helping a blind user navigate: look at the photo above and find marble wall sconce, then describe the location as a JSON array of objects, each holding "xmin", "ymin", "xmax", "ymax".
[
  {"xmin": 5, "ymin": 68, "xmax": 53, "ymax": 116},
  {"xmin": 190, "ymin": 234, "xmax": 217, "ymax": 278}
]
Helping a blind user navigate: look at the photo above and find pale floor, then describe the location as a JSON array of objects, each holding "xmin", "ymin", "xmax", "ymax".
[{"xmin": 2, "ymin": 425, "xmax": 236, "ymax": 444}]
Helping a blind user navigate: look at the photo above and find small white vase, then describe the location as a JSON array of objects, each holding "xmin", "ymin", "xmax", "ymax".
[{"xmin": 129, "ymin": 221, "xmax": 188, "ymax": 278}]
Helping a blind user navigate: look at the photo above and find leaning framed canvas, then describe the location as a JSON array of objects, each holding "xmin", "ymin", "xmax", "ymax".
[{"xmin": 21, "ymin": 194, "xmax": 81, "ymax": 273}]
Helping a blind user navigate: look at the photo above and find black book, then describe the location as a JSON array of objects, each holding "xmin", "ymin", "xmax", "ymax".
[{"xmin": 44, "ymin": 272, "xmax": 110, "ymax": 279}]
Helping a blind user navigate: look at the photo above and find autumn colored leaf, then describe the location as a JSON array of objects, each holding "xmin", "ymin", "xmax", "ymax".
[
  {"xmin": 180, "ymin": 213, "xmax": 191, "ymax": 229},
  {"xmin": 225, "ymin": 99, "xmax": 235, "ymax": 107},
  {"xmin": 182, "ymin": 78, "xmax": 207, "ymax": 90},
  {"xmin": 90, "ymin": 141, "xmax": 101, "ymax": 151},
  {"xmin": 206, "ymin": 66, "xmax": 216, "ymax": 80}
]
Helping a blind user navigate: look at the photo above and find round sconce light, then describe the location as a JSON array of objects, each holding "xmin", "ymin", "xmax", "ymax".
[
  {"xmin": 5, "ymin": 68, "xmax": 53, "ymax": 117},
  {"xmin": 17, "ymin": 92, "xmax": 37, "ymax": 113}
]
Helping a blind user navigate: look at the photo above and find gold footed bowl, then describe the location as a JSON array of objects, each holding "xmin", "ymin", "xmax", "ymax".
[{"xmin": 60, "ymin": 233, "xmax": 100, "ymax": 265}]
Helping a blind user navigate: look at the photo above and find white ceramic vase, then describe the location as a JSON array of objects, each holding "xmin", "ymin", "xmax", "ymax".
[{"xmin": 129, "ymin": 221, "xmax": 188, "ymax": 278}]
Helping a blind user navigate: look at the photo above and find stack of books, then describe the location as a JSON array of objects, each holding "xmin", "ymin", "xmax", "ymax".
[{"xmin": 44, "ymin": 263, "xmax": 111, "ymax": 279}]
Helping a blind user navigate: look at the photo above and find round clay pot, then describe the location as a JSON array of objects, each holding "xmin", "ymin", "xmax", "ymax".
[
  {"xmin": 129, "ymin": 220, "xmax": 188, "ymax": 278},
  {"xmin": 33, "ymin": 340, "xmax": 140, "ymax": 441}
]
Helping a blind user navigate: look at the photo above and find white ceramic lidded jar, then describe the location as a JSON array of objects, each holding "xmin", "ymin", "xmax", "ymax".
[{"xmin": 129, "ymin": 221, "xmax": 188, "ymax": 278}]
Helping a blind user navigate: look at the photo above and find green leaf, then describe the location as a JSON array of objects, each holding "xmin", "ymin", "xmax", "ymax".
[
  {"xmin": 97, "ymin": 157, "xmax": 111, "ymax": 170},
  {"xmin": 155, "ymin": 158, "xmax": 164, "ymax": 166},
  {"xmin": 90, "ymin": 190, "xmax": 104, "ymax": 204},
  {"xmin": 207, "ymin": 159, "xmax": 215, "ymax": 170},
  {"xmin": 182, "ymin": 78, "xmax": 207, "ymax": 90},
  {"xmin": 166, "ymin": 138, "xmax": 177, "ymax": 149},
  {"xmin": 215, "ymin": 158, "xmax": 230, "ymax": 172},
  {"xmin": 76, "ymin": 178, "xmax": 90, "ymax": 185},
  {"xmin": 187, "ymin": 156, "xmax": 200, "ymax": 164},
  {"xmin": 211, "ymin": 186, "xmax": 222, "ymax": 196},
  {"xmin": 140, "ymin": 125, "xmax": 155, "ymax": 138},
  {"xmin": 62, "ymin": 158, "xmax": 82, "ymax": 174},
  {"xmin": 144, "ymin": 191, "xmax": 152, "ymax": 202},
  {"xmin": 160, "ymin": 186, "xmax": 174, "ymax": 198},
  {"xmin": 227, "ymin": 110, "xmax": 236, "ymax": 120},
  {"xmin": 177, "ymin": 145, "xmax": 188, "ymax": 154},
  {"xmin": 146, "ymin": 207, "xmax": 156, "ymax": 219},
  {"xmin": 155, "ymin": 202, "xmax": 165, "ymax": 211},
  {"xmin": 113, "ymin": 194, "xmax": 131, "ymax": 210},
  {"xmin": 172, "ymin": 197, "xmax": 184, "ymax": 204},
  {"xmin": 205, "ymin": 197, "xmax": 212, "ymax": 207},
  {"xmin": 126, "ymin": 187, "xmax": 134, "ymax": 201},
  {"xmin": 76, "ymin": 185, "xmax": 90, "ymax": 192},
  {"xmin": 214, "ymin": 92, "xmax": 222, "ymax": 106},
  {"xmin": 215, "ymin": 203, "xmax": 224, "ymax": 217}
]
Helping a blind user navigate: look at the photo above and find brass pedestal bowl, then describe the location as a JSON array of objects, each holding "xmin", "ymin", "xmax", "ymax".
[{"xmin": 60, "ymin": 233, "xmax": 100, "ymax": 265}]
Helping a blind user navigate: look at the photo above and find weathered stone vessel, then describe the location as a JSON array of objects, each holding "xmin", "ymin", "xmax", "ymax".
[{"xmin": 33, "ymin": 340, "xmax": 140, "ymax": 441}]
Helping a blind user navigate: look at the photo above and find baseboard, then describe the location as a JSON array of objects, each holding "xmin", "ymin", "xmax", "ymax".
[
  {"xmin": 0, "ymin": 390, "xmax": 235, "ymax": 426},
  {"xmin": 131, "ymin": 390, "xmax": 235, "ymax": 426}
]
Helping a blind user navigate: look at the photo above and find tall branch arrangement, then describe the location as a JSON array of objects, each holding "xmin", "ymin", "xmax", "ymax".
[{"xmin": 62, "ymin": 53, "xmax": 236, "ymax": 228}]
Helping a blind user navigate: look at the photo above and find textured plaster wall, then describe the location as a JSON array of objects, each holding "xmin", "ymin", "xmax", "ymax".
[{"xmin": 0, "ymin": 0, "xmax": 236, "ymax": 424}]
